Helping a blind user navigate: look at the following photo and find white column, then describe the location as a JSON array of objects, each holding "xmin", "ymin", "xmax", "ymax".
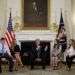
[
  {"xmin": 0, "ymin": 0, "xmax": 7, "ymax": 38},
  {"xmin": 64, "ymin": 0, "xmax": 72, "ymax": 40},
  {"xmin": 71, "ymin": 0, "xmax": 75, "ymax": 39},
  {"xmin": 6, "ymin": 0, "xmax": 22, "ymax": 27}
]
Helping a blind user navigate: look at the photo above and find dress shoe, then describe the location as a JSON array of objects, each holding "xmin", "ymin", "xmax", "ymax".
[
  {"xmin": 0, "ymin": 70, "xmax": 2, "ymax": 73},
  {"xmin": 42, "ymin": 66, "xmax": 45, "ymax": 69},
  {"xmin": 9, "ymin": 70, "xmax": 13, "ymax": 72}
]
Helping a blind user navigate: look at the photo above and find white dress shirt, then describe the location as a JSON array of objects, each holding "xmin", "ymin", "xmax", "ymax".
[{"xmin": 0, "ymin": 42, "xmax": 11, "ymax": 55}]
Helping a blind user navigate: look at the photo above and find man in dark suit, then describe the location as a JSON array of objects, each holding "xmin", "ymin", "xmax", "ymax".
[
  {"xmin": 30, "ymin": 39, "xmax": 42, "ymax": 69},
  {"xmin": 41, "ymin": 43, "xmax": 50, "ymax": 69},
  {"xmin": 30, "ymin": 39, "xmax": 49, "ymax": 69}
]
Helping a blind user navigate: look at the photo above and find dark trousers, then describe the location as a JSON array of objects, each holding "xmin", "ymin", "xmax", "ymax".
[
  {"xmin": 61, "ymin": 43, "xmax": 67, "ymax": 53},
  {"xmin": 31, "ymin": 57, "xmax": 46, "ymax": 69},
  {"xmin": 0, "ymin": 53, "xmax": 14, "ymax": 72},
  {"xmin": 66, "ymin": 55, "xmax": 75, "ymax": 69},
  {"xmin": 42, "ymin": 59, "xmax": 46, "ymax": 69}
]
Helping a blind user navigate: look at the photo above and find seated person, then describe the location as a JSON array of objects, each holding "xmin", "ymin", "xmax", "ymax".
[
  {"xmin": 30, "ymin": 39, "xmax": 48, "ymax": 69},
  {"xmin": 42, "ymin": 43, "xmax": 50, "ymax": 69},
  {"xmin": 51, "ymin": 43, "xmax": 60, "ymax": 70},
  {"xmin": 14, "ymin": 42, "xmax": 24, "ymax": 69},
  {"xmin": 0, "ymin": 38, "xmax": 14, "ymax": 73},
  {"xmin": 11, "ymin": 40, "xmax": 24, "ymax": 71},
  {"xmin": 66, "ymin": 39, "xmax": 75, "ymax": 71}
]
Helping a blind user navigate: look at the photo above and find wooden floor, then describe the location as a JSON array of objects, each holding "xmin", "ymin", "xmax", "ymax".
[{"xmin": 1, "ymin": 65, "xmax": 75, "ymax": 75}]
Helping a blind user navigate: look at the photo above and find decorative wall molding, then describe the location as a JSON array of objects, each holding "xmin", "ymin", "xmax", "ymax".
[
  {"xmin": 15, "ymin": 30, "xmax": 56, "ymax": 41},
  {"xmin": 15, "ymin": 30, "xmax": 56, "ymax": 52},
  {"xmin": 0, "ymin": 0, "xmax": 73, "ymax": 39}
]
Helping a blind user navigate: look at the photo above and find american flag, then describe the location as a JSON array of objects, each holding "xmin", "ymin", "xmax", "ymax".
[
  {"xmin": 57, "ymin": 12, "xmax": 67, "ymax": 52},
  {"xmin": 5, "ymin": 11, "xmax": 15, "ymax": 47},
  {"xmin": 58, "ymin": 12, "xmax": 64, "ymax": 33},
  {"xmin": 56, "ymin": 12, "xmax": 64, "ymax": 37}
]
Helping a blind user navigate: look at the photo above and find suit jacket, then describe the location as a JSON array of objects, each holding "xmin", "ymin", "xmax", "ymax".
[
  {"xmin": 31, "ymin": 43, "xmax": 43, "ymax": 60},
  {"xmin": 41, "ymin": 45, "xmax": 50, "ymax": 61},
  {"xmin": 31, "ymin": 43, "xmax": 50, "ymax": 60}
]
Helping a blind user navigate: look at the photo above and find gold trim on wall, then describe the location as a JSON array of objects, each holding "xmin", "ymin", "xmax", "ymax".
[{"xmin": 13, "ymin": 0, "xmax": 58, "ymax": 32}]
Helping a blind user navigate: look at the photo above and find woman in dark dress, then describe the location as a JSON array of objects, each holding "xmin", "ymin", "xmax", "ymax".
[{"xmin": 13, "ymin": 42, "xmax": 23, "ymax": 70}]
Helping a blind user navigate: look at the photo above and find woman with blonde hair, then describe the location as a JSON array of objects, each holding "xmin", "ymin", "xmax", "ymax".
[
  {"xmin": 14, "ymin": 41, "xmax": 24, "ymax": 70},
  {"xmin": 10, "ymin": 39, "xmax": 24, "ymax": 71}
]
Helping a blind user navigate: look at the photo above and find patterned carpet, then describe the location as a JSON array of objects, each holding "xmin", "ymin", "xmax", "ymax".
[{"xmin": 0, "ymin": 65, "xmax": 75, "ymax": 75}]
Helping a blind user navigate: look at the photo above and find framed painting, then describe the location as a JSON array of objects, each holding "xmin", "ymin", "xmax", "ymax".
[{"xmin": 22, "ymin": 0, "xmax": 49, "ymax": 29}]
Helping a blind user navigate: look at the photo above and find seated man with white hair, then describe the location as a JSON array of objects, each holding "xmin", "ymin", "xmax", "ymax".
[{"xmin": 0, "ymin": 38, "xmax": 14, "ymax": 73}]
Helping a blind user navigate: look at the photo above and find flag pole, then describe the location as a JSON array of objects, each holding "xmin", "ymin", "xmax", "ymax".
[
  {"xmin": 60, "ymin": 8, "xmax": 62, "ymax": 14},
  {"xmin": 9, "ymin": 8, "xmax": 12, "ymax": 18},
  {"xmin": 10, "ymin": 8, "xmax": 12, "ymax": 12}
]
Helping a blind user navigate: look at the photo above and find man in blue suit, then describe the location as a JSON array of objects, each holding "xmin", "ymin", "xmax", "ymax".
[{"xmin": 0, "ymin": 38, "xmax": 14, "ymax": 73}]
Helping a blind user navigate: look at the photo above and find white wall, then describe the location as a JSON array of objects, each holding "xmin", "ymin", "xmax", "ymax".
[
  {"xmin": 0, "ymin": 0, "xmax": 73, "ymax": 39},
  {"xmin": 0, "ymin": 0, "xmax": 7, "ymax": 26},
  {"xmin": 0, "ymin": 0, "xmax": 7, "ymax": 37},
  {"xmin": 51, "ymin": 0, "xmax": 65, "ymax": 24},
  {"xmin": 6, "ymin": 0, "xmax": 71, "ymax": 26},
  {"xmin": 71, "ymin": 0, "xmax": 75, "ymax": 39},
  {"xmin": 6, "ymin": 0, "xmax": 22, "ymax": 26}
]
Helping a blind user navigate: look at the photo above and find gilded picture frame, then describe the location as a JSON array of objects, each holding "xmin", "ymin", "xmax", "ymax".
[{"xmin": 21, "ymin": 0, "xmax": 50, "ymax": 30}]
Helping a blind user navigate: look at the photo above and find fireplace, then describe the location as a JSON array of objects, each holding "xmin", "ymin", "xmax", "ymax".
[
  {"xmin": 20, "ymin": 41, "xmax": 50, "ymax": 65},
  {"xmin": 15, "ymin": 30, "xmax": 56, "ymax": 64}
]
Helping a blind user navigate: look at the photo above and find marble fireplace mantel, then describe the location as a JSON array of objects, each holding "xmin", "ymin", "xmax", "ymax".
[{"xmin": 15, "ymin": 30, "xmax": 57, "ymax": 51}]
